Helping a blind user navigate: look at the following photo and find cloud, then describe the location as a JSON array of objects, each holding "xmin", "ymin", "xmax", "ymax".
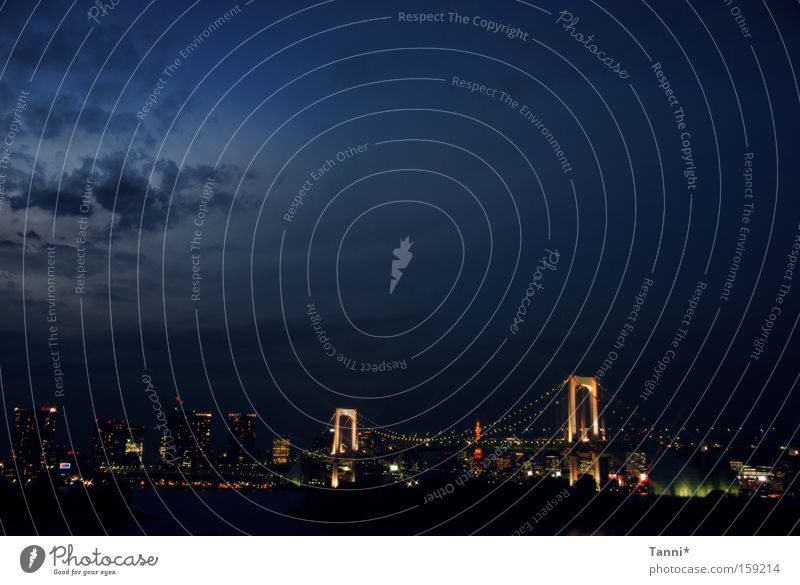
[
  {"xmin": 23, "ymin": 94, "xmax": 139, "ymax": 139},
  {"xmin": 6, "ymin": 149, "xmax": 241, "ymax": 231}
]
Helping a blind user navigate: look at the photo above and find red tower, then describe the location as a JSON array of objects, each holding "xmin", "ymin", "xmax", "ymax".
[{"xmin": 473, "ymin": 416, "xmax": 483, "ymax": 466}]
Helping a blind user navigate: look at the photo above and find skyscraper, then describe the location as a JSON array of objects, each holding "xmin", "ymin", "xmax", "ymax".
[
  {"xmin": 226, "ymin": 412, "xmax": 256, "ymax": 467},
  {"xmin": 165, "ymin": 408, "xmax": 212, "ymax": 471},
  {"xmin": 158, "ymin": 404, "xmax": 212, "ymax": 471},
  {"xmin": 10, "ymin": 407, "xmax": 58, "ymax": 476}
]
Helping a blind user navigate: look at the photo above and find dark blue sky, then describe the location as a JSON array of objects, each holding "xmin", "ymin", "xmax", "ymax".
[{"xmin": 1, "ymin": 0, "xmax": 800, "ymax": 457}]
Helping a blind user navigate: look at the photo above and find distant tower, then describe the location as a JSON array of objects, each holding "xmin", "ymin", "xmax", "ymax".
[{"xmin": 473, "ymin": 415, "xmax": 483, "ymax": 467}]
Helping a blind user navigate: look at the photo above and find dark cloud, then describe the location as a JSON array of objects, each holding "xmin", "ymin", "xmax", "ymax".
[
  {"xmin": 7, "ymin": 149, "xmax": 241, "ymax": 230},
  {"xmin": 23, "ymin": 94, "xmax": 139, "ymax": 139}
]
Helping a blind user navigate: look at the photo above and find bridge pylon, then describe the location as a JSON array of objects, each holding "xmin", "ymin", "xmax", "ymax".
[
  {"xmin": 330, "ymin": 408, "xmax": 358, "ymax": 487},
  {"xmin": 563, "ymin": 376, "xmax": 608, "ymax": 491}
]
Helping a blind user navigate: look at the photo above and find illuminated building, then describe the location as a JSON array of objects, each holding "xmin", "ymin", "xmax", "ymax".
[
  {"xmin": 162, "ymin": 405, "xmax": 212, "ymax": 471},
  {"xmin": 506, "ymin": 450, "xmax": 528, "ymax": 478},
  {"xmin": 125, "ymin": 429, "xmax": 145, "ymax": 461},
  {"xmin": 183, "ymin": 410, "xmax": 212, "ymax": 470},
  {"xmin": 386, "ymin": 460, "xmax": 404, "ymax": 481},
  {"xmin": 227, "ymin": 412, "xmax": 257, "ymax": 467},
  {"xmin": 161, "ymin": 405, "xmax": 183, "ymax": 466},
  {"xmin": 494, "ymin": 455, "xmax": 512, "ymax": 472},
  {"xmin": 611, "ymin": 450, "xmax": 648, "ymax": 493},
  {"xmin": 331, "ymin": 459, "xmax": 355, "ymax": 488},
  {"xmin": 271, "ymin": 435, "xmax": 291, "ymax": 465},
  {"xmin": 159, "ymin": 433, "xmax": 172, "ymax": 464},
  {"xmin": 625, "ymin": 451, "xmax": 647, "ymax": 477},
  {"xmin": 738, "ymin": 464, "xmax": 781, "ymax": 496},
  {"xmin": 9, "ymin": 407, "xmax": 58, "ymax": 476},
  {"xmin": 545, "ymin": 454, "xmax": 562, "ymax": 477},
  {"xmin": 91, "ymin": 419, "xmax": 144, "ymax": 470}
]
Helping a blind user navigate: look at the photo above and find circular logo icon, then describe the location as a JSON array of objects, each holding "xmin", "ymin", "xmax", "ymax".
[{"xmin": 19, "ymin": 545, "xmax": 46, "ymax": 573}]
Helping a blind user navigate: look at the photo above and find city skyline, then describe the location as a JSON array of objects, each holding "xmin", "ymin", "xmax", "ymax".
[{"xmin": 4, "ymin": 372, "xmax": 797, "ymax": 499}]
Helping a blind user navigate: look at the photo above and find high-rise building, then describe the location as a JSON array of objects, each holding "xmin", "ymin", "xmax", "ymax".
[
  {"xmin": 91, "ymin": 419, "xmax": 144, "ymax": 470},
  {"xmin": 226, "ymin": 412, "xmax": 256, "ymax": 467},
  {"xmin": 183, "ymin": 410, "xmax": 212, "ymax": 470},
  {"xmin": 159, "ymin": 406, "xmax": 212, "ymax": 471},
  {"xmin": 10, "ymin": 407, "xmax": 58, "ymax": 476},
  {"xmin": 272, "ymin": 436, "xmax": 291, "ymax": 465}
]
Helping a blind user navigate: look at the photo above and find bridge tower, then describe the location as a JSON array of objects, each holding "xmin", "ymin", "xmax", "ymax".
[
  {"xmin": 331, "ymin": 408, "xmax": 358, "ymax": 455},
  {"xmin": 566, "ymin": 375, "xmax": 605, "ymax": 443},
  {"xmin": 564, "ymin": 376, "xmax": 607, "ymax": 490},
  {"xmin": 330, "ymin": 408, "xmax": 358, "ymax": 488}
]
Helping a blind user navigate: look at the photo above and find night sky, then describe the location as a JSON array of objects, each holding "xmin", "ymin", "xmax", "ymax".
[{"xmin": 1, "ymin": 0, "xmax": 800, "ymax": 461}]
